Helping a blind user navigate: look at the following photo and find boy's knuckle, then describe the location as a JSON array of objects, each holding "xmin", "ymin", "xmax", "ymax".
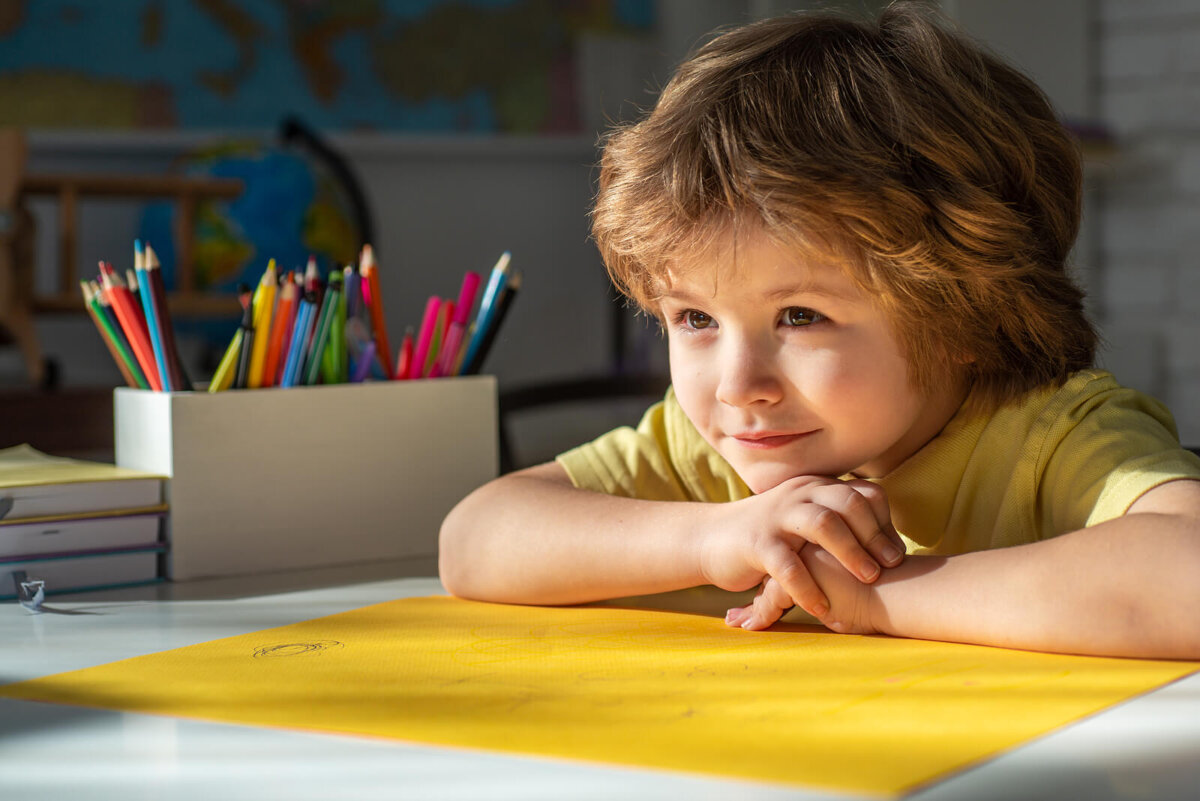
[
  {"xmin": 806, "ymin": 506, "xmax": 842, "ymax": 539},
  {"xmin": 843, "ymin": 492, "xmax": 872, "ymax": 518},
  {"xmin": 773, "ymin": 565, "xmax": 814, "ymax": 600}
]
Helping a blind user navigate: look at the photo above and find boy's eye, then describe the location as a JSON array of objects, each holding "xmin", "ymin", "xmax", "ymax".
[
  {"xmin": 781, "ymin": 306, "xmax": 823, "ymax": 327},
  {"xmin": 683, "ymin": 310, "xmax": 713, "ymax": 330}
]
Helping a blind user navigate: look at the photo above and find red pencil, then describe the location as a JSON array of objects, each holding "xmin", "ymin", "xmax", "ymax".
[
  {"xmin": 100, "ymin": 263, "xmax": 162, "ymax": 391},
  {"xmin": 394, "ymin": 326, "xmax": 414, "ymax": 380},
  {"xmin": 274, "ymin": 273, "xmax": 302, "ymax": 384}
]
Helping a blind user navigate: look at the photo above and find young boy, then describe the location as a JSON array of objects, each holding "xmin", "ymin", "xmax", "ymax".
[{"xmin": 439, "ymin": 3, "xmax": 1200, "ymax": 660}]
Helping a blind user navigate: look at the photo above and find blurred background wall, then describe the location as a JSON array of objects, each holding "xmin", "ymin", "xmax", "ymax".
[{"xmin": 0, "ymin": 0, "xmax": 1196, "ymax": 464}]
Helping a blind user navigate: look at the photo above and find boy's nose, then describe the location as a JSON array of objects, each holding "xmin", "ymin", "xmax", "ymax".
[{"xmin": 714, "ymin": 341, "xmax": 784, "ymax": 408}]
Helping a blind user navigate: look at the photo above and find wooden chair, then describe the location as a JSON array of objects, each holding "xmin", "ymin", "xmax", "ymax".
[
  {"xmin": 0, "ymin": 127, "xmax": 249, "ymax": 388},
  {"xmin": 0, "ymin": 128, "xmax": 45, "ymax": 387}
]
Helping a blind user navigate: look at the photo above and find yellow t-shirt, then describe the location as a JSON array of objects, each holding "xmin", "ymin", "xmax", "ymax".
[{"xmin": 557, "ymin": 369, "xmax": 1200, "ymax": 554}]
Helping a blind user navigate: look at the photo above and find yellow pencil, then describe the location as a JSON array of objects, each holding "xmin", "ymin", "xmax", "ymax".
[
  {"xmin": 246, "ymin": 260, "xmax": 277, "ymax": 389},
  {"xmin": 209, "ymin": 329, "xmax": 243, "ymax": 392}
]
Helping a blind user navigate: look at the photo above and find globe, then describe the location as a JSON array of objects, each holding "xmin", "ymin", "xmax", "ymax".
[{"xmin": 137, "ymin": 140, "xmax": 359, "ymax": 344}]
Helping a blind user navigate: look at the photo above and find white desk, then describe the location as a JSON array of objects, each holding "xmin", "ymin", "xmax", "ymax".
[{"xmin": 3, "ymin": 562, "xmax": 1199, "ymax": 801}]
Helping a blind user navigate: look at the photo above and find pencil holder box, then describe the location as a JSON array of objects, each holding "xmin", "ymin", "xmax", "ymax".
[{"xmin": 113, "ymin": 377, "xmax": 497, "ymax": 581}]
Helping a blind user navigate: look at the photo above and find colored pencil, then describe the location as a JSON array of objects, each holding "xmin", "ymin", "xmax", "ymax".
[
  {"xmin": 425, "ymin": 299, "xmax": 454, "ymax": 378},
  {"xmin": 246, "ymin": 260, "xmax": 278, "ymax": 388},
  {"xmin": 344, "ymin": 263, "xmax": 361, "ymax": 320},
  {"xmin": 304, "ymin": 256, "xmax": 322, "ymax": 307},
  {"xmin": 462, "ymin": 269, "xmax": 521, "ymax": 375},
  {"xmin": 208, "ymin": 328, "xmax": 242, "ymax": 392},
  {"xmin": 458, "ymin": 252, "xmax": 511, "ymax": 375},
  {"xmin": 281, "ymin": 293, "xmax": 316, "ymax": 388},
  {"xmin": 360, "ymin": 245, "xmax": 393, "ymax": 379},
  {"xmin": 394, "ymin": 326, "xmax": 414, "ymax": 380},
  {"xmin": 100, "ymin": 263, "xmax": 161, "ymax": 391},
  {"xmin": 274, "ymin": 273, "xmax": 302, "ymax": 385},
  {"xmin": 144, "ymin": 243, "xmax": 192, "ymax": 390},
  {"xmin": 81, "ymin": 281, "xmax": 145, "ymax": 389},
  {"xmin": 304, "ymin": 271, "xmax": 341, "ymax": 385},
  {"xmin": 261, "ymin": 277, "xmax": 296, "ymax": 388},
  {"xmin": 435, "ymin": 270, "xmax": 482, "ymax": 376},
  {"xmin": 344, "ymin": 315, "xmax": 371, "ymax": 380},
  {"xmin": 352, "ymin": 340, "xmax": 376, "ymax": 383},
  {"xmin": 233, "ymin": 286, "xmax": 256, "ymax": 389},
  {"xmin": 125, "ymin": 268, "xmax": 140, "ymax": 309},
  {"xmin": 410, "ymin": 296, "xmax": 441, "ymax": 380},
  {"xmin": 92, "ymin": 278, "xmax": 148, "ymax": 389},
  {"xmin": 327, "ymin": 269, "xmax": 348, "ymax": 384},
  {"xmin": 451, "ymin": 321, "xmax": 476, "ymax": 375},
  {"xmin": 134, "ymin": 243, "xmax": 171, "ymax": 391}
]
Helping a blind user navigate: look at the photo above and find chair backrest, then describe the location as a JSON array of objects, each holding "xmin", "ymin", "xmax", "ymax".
[{"xmin": 0, "ymin": 128, "xmax": 25, "ymax": 211}]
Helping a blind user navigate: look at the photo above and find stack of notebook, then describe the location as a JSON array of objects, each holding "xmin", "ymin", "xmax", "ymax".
[{"xmin": 0, "ymin": 445, "xmax": 167, "ymax": 600}]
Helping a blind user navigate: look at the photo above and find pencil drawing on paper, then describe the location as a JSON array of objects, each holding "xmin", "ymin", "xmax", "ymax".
[{"xmin": 253, "ymin": 640, "xmax": 345, "ymax": 658}]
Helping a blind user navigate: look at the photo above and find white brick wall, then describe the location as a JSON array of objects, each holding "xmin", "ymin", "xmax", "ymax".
[{"xmin": 1098, "ymin": 0, "xmax": 1200, "ymax": 445}]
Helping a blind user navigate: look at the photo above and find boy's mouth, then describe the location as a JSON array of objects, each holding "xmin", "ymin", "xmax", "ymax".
[{"xmin": 730, "ymin": 431, "xmax": 815, "ymax": 449}]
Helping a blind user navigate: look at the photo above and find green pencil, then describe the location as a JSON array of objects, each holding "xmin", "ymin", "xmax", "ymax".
[
  {"xmin": 304, "ymin": 276, "xmax": 341, "ymax": 385},
  {"xmin": 84, "ymin": 281, "xmax": 149, "ymax": 389}
]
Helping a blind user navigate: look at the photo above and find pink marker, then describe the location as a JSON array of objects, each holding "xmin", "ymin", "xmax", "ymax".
[
  {"xmin": 410, "ymin": 295, "xmax": 442, "ymax": 380},
  {"xmin": 452, "ymin": 271, "xmax": 482, "ymax": 327},
  {"xmin": 434, "ymin": 271, "xmax": 483, "ymax": 376}
]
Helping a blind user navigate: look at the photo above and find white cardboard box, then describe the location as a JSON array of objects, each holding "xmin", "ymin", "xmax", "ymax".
[{"xmin": 114, "ymin": 377, "xmax": 497, "ymax": 580}]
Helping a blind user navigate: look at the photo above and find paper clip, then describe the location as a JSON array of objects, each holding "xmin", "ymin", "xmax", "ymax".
[{"xmin": 11, "ymin": 570, "xmax": 46, "ymax": 613}]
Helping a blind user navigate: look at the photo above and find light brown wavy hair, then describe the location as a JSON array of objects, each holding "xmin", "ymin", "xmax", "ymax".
[{"xmin": 592, "ymin": 1, "xmax": 1096, "ymax": 415}]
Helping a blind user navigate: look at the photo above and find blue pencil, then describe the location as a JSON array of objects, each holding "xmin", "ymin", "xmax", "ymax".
[
  {"xmin": 134, "ymin": 240, "xmax": 171, "ymax": 391},
  {"xmin": 458, "ymin": 252, "xmax": 511, "ymax": 375},
  {"xmin": 280, "ymin": 297, "xmax": 316, "ymax": 388}
]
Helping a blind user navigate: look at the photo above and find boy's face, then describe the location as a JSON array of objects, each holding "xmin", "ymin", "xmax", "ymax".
[{"xmin": 659, "ymin": 229, "xmax": 966, "ymax": 492}]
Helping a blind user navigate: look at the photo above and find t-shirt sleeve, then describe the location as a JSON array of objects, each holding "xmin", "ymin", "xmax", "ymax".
[
  {"xmin": 555, "ymin": 390, "xmax": 751, "ymax": 503},
  {"xmin": 556, "ymin": 398, "xmax": 694, "ymax": 501},
  {"xmin": 1037, "ymin": 378, "xmax": 1200, "ymax": 534}
]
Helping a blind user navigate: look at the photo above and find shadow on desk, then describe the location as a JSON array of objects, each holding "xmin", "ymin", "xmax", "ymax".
[
  {"xmin": 0, "ymin": 691, "xmax": 123, "ymax": 742},
  {"xmin": 59, "ymin": 555, "xmax": 440, "ymax": 604}
]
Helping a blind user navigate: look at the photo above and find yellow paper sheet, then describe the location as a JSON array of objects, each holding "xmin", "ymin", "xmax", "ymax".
[{"xmin": 3, "ymin": 596, "xmax": 1196, "ymax": 796}]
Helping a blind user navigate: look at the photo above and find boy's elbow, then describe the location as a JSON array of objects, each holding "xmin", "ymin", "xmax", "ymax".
[
  {"xmin": 438, "ymin": 493, "xmax": 478, "ymax": 599},
  {"xmin": 437, "ymin": 463, "xmax": 574, "ymax": 601}
]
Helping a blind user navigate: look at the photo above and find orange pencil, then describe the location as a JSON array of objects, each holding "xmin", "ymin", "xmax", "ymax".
[
  {"xmin": 100, "ymin": 263, "xmax": 161, "ymax": 391},
  {"xmin": 360, "ymin": 245, "xmax": 393, "ymax": 379},
  {"xmin": 261, "ymin": 277, "xmax": 297, "ymax": 388}
]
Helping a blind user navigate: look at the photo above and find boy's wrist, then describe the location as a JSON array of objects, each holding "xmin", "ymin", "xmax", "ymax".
[
  {"xmin": 866, "ymin": 555, "xmax": 947, "ymax": 639},
  {"xmin": 866, "ymin": 580, "xmax": 892, "ymax": 637}
]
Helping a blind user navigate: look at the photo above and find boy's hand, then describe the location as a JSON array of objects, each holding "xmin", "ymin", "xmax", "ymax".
[
  {"xmin": 724, "ymin": 544, "xmax": 879, "ymax": 632},
  {"xmin": 699, "ymin": 476, "xmax": 904, "ymax": 620}
]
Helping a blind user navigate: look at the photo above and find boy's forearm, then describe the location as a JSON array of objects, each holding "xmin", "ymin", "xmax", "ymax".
[
  {"xmin": 439, "ymin": 466, "xmax": 710, "ymax": 605},
  {"xmin": 867, "ymin": 516, "xmax": 1200, "ymax": 659}
]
